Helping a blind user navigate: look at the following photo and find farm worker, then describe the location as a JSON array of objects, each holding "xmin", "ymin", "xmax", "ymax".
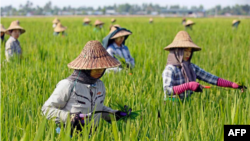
[
  {"xmin": 111, "ymin": 18, "xmax": 116, "ymax": 23},
  {"xmin": 149, "ymin": 18, "xmax": 153, "ymax": 23},
  {"xmin": 52, "ymin": 18, "xmax": 60, "ymax": 28},
  {"xmin": 182, "ymin": 18, "xmax": 186, "ymax": 25},
  {"xmin": 184, "ymin": 20, "xmax": 195, "ymax": 30},
  {"xmin": 102, "ymin": 25, "xmax": 134, "ymax": 72},
  {"xmin": 162, "ymin": 31, "xmax": 247, "ymax": 101},
  {"xmin": 232, "ymin": 20, "xmax": 240, "ymax": 29},
  {"xmin": 42, "ymin": 41, "xmax": 127, "ymax": 134},
  {"xmin": 93, "ymin": 20, "xmax": 104, "ymax": 32},
  {"xmin": 54, "ymin": 23, "xmax": 67, "ymax": 36},
  {"xmin": 5, "ymin": 20, "xmax": 25, "ymax": 62},
  {"xmin": 1, "ymin": 24, "xmax": 7, "ymax": 43},
  {"xmin": 83, "ymin": 18, "xmax": 91, "ymax": 26}
]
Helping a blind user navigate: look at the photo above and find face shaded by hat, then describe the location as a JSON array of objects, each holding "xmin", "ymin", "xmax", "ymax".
[
  {"xmin": 54, "ymin": 23, "xmax": 67, "ymax": 32},
  {"xmin": 6, "ymin": 20, "xmax": 25, "ymax": 35}
]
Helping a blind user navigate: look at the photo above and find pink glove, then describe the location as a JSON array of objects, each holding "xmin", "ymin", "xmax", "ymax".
[
  {"xmin": 217, "ymin": 78, "xmax": 239, "ymax": 89},
  {"xmin": 173, "ymin": 82, "xmax": 201, "ymax": 95}
]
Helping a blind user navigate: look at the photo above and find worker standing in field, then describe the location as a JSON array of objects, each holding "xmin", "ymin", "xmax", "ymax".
[
  {"xmin": 232, "ymin": 20, "xmax": 240, "ymax": 29},
  {"xmin": 1, "ymin": 24, "xmax": 7, "ymax": 43},
  {"xmin": 83, "ymin": 18, "xmax": 91, "ymax": 26},
  {"xmin": 93, "ymin": 20, "xmax": 104, "ymax": 32},
  {"xmin": 111, "ymin": 18, "xmax": 116, "ymax": 24},
  {"xmin": 181, "ymin": 18, "xmax": 186, "ymax": 25},
  {"xmin": 102, "ymin": 26, "xmax": 134, "ymax": 72},
  {"xmin": 184, "ymin": 20, "xmax": 195, "ymax": 30},
  {"xmin": 52, "ymin": 18, "xmax": 60, "ymax": 28},
  {"xmin": 162, "ymin": 31, "xmax": 247, "ymax": 102},
  {"xmin": 42, "ymin": 41, "xmax": 128, "ymax": 135},
  {"xmin": 54, "ymin": 23, "xmax": 67, "ymax": 36},
  {"xmin": 149, "ymin": 18, "xmax": 153, "ymax": 24},
  {"xmin": 5, "ymin": 20, "xmax": 25, "ymax": 62}
]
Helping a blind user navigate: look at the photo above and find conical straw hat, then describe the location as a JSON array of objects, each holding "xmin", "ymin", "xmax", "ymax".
[
  {"xmin": 232, "ymin": 20, "xmax": 240, "ymax": 25},
  {"xmin": 111, "ymin": 18, "xmax": 116, "ymax": 23},
  {"xmin": 109, "ymin": 24, "xmax": 121, "ymax": 34},
  {"xmin": 53, "ymin": 18, "xmax": 60, "ymax": 24},
  {"xmin": 68, "ymin": 40, "xmax": 121, "ymax": 70},
  {"xmin": 0, "ymin": 24, "xmax": 7, "ymax": 32},
  {"xmin": 54, "ymin": 23, "xmax": 67, "ymax": 32},
  {"xmin": 149, "ymin": 18, "xmax": 153, "ymax": 22},
  {"xmin": 83, "ymin": 18, "xmax": 91, "ymax": 23},
  {"xmin": 94, "ymin": 20, "xmax": 104, "ymax": 26},
  {"xmin": 164, "ymin": 31, "xmax": 201, "ymax": 51},
  {"xmin": 185, "ymin": 20, "xmax": 195, "ymax": 26},
  {"xmin": 109, "ymin": 26, "xmax": 132, "ymax": 39},
  {"xmin": 6, "ymin": 20, "xmax": 25, "ymax": 34}
]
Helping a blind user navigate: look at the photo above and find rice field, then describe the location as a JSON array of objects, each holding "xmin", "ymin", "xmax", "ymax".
[{"xmin": 1, "ymin": 17, "xmax": 250, "ymax": 141}]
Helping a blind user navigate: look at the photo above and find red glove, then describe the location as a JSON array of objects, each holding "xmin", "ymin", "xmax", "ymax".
[{"xmin": 173, "ymin": 82, "xmax": 202, "ymax": 95}]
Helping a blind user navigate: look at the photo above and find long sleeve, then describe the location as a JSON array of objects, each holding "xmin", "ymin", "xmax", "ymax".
[
  {"xmin": 162, "ymin": 66, "xmax": 175, "ymax": 99},
  {"xmin": 125, "ymin": 48, "xmax": 135, "ymax": 67},
  {"xmin": 5, "ymin": 41, "xmax": 14, "ymax": 61},
  {"xmin": 192, "ymin": 64, "xmax": 219, "ymax": 85},
  {"xmin": 41, "ymin": 80, "xmax": 73, "ymax": 123}
]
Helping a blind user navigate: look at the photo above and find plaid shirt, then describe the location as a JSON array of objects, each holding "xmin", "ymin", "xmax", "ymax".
[
  {"xmin": 162, "ymin": 64, "xmax": 219, "ymax": 99},
  {"xmin": 106, "ymin": 43, "xmax": 135, "ymax": 67}
]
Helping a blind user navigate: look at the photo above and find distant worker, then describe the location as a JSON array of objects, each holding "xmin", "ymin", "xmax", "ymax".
[{"xmin": 54, "ymin": 23, "xmax": 67, "ymax": 36}]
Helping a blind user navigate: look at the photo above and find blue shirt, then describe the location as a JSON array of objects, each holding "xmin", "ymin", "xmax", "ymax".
[{"xmin": 162, "ymin": 64, "xmax": 219, "ymax": 99}]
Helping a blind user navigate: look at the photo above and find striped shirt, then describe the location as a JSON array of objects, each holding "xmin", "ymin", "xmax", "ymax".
[
  {"xmin": 106, "ymin": 43, "xmax": 135, "ymax": 67},
  {"xmin": 162, "ymin": 64, "xmax": 219, "ymax": 99}
]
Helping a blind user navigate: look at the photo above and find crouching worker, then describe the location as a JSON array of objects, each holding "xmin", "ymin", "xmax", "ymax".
[
  {"xmin": 162, "ymin": 31, "xmax": 247, "ymax": 102},
  {"xmin": 102, "ymin": 26, "xmax": 134, "ymax": 73},
  {"xmin": 42, "ymin": 41, "xmax": 128, "ymax": 135}
]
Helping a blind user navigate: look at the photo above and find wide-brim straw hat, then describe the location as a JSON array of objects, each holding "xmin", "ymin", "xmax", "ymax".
[
  {"xmin": 109, "ymin": 25, "xmax": 121, "ymax": 33},
  {"xmin": 164, "ymin": 31, "xmax": 201, "ymax": 51},
  {"xmin": 111, "ymin": 18, "xmax": 116, "ymax": 23},
  {"xmin": 83, "ymin": 18, "xmax": 91, "ymax": 23},
  {"xmin": 54, "ymin": 23, "xmax": 67, "ymax": 32},
  {"xmin": 109, "ymin": 27, "xmax": 132, "ymax": 39},
  {"xmin": 94, "ymin": 20, "xmax": 104, "ymax": 26},
  {"xmin": 0, "ymin": 24, "xmax": 7, "ymax": 33},
  {"xmin": 6, "ymin": 20, "xmax": 25, "ymax": 35},
  {"xmin": 53, "ymin": 18, "xmax": 60, "ymax": 24},
  {"xmin": 185, "ymin": 20, "xmax": 195, "ymax": 26},
  {"xmin": 68, "ymin": 40, "xmax": 121, "ymax": 70},
  {"xmin": 232, "ymin": 20, "xmax": 240, "ymax": 25}
]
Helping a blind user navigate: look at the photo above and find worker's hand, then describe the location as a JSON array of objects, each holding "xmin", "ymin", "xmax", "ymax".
[
  {"xmin": 70, "ymin": 113, "xmax": 85, "ymax": 131},
  {"xmin": 233, "ymin": 83, "xmax": 248, "ymax": 92}
]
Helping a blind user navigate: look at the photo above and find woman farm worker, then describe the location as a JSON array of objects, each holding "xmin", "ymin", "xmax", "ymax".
[
  {"xmin": 83, "ymin": 18, "xmax": 91, "ymax": 26},
  {"xmin": 5, "ymin": 20, "xmax": 25, "ymax": 62},
  {"xmin": 184, "ymin": 20, "xmax": 195, "ymax": 30},
  {"xmin": 162, "ymin": 31, "xmax": 246, "ymax": 101},
  {"xmin": 42, "ymin": 41, "xmax": 128, "ymax": 133},
  {"xmin": 54, "ymin": 23, "xmax": 67, "ymax": 36},
  {"xmin": 93, "ymin": 20, "xmax": 104, "ymax": 32},
  {"xmin": 102, "ymin": 26, "xmax": 134, "ymax": 72},
  {"xmin": 52, "ymin": 18, "xmax": 60, "ymax": 28},
  {"xmin": 1, "ymin": 24, "xmax": 7, "ymax": 43},
  {"xmin": 232, "ymin": 20, "xmax": 240, "ymax": 29}
]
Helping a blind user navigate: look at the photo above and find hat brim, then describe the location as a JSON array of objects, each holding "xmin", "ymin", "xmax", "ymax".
[
  {"xmin": 67, "ymin": 54, "xmax": 121, "ymax": 70},
  {"xmin": 110, "ymin": 30, "xmax": 132, "ymax": 39},
  {"xmin": 95, "ymin": 23, "xmax": 104, "ymax": 26},
  {"xmin": 185, "ymin": 23, "xmax": 195, "ymax": 26},
  {"xmin": 6, "ymin": 26, "xmax": 25, "ymax": 35},
  {"xmin": 54, "ymin": 27, "xmax": 67, "ymax": 32},
  {"xmin": 164, "ymin": 41, "xmax": 201, "ymax": 51}
]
